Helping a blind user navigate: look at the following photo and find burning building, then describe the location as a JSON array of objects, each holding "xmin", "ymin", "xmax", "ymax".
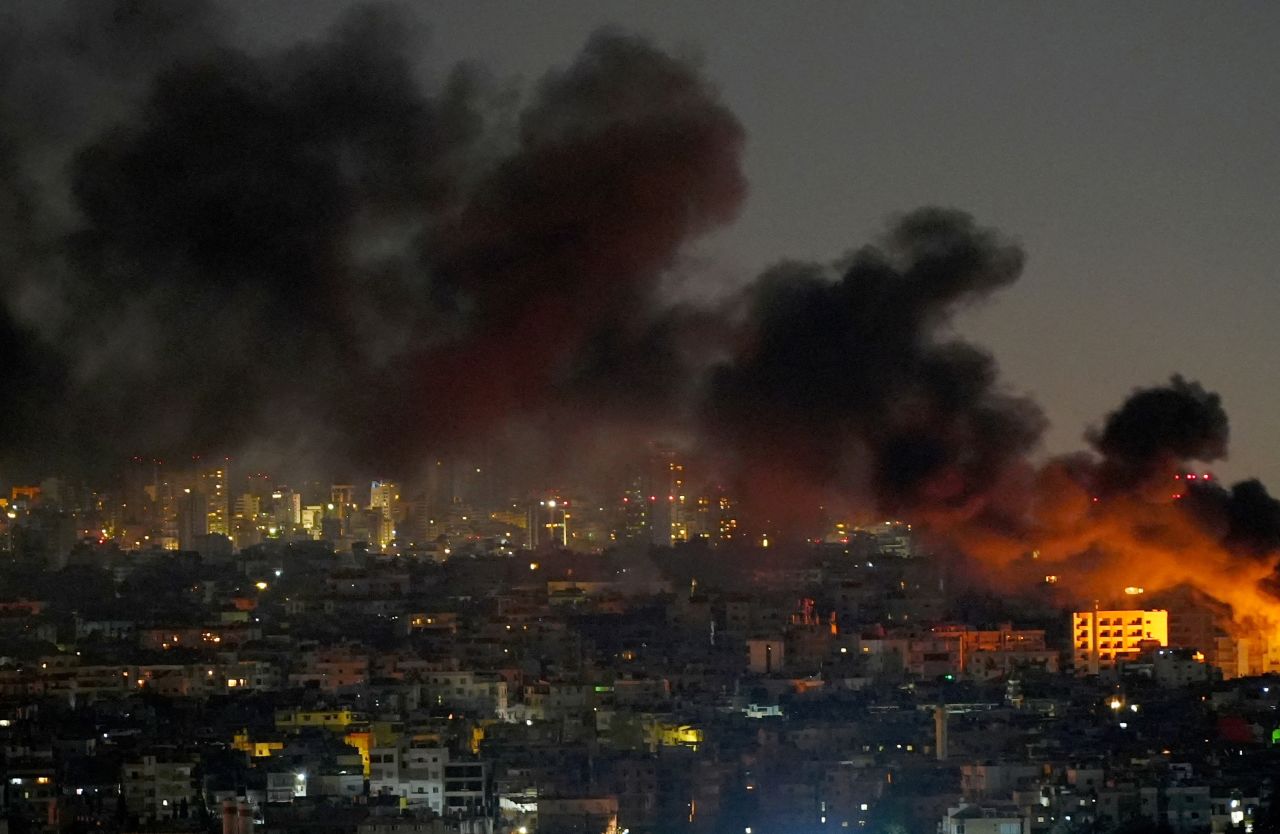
[{"xmin": 1071, "ymin": 608, "xmax": 1168, "ymax": 674}]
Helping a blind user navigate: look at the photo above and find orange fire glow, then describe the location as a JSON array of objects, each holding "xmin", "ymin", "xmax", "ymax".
[{"xmin": 937, "ymin": 459, "xmax": 1280, "ymax": 653}]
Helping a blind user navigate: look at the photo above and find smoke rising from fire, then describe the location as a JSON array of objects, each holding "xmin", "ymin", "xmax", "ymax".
[
  {"xmin": 1, "ymin": 2, "xmax": 1278, "ymax": 634},
  {"xmin": 705, "ymin": 208, "xmax": 1045, "ymax": 529},
  {"xmin": 698, "ymin": 214, "xmax": 1280, "ymax": 634},
  {"xmin": 945, "ymin": 377, "xmax": 1280, "ymax": 636},
  {"xmin": 0, "ymin": 2, "xmax": 744, "ymax": 477},
  {"xmin": 1090, "ymin": 375, "xmax": 1229, "ymax": 493}
]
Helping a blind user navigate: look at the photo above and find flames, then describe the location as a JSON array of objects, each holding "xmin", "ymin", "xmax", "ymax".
[{"xmin": 942, "ymin": 459, "xmax": 1280, "ymax": 653}]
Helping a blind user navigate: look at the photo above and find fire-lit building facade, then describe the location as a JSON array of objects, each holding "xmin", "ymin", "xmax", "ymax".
[{"xmin": 1072, "ymin": 609, "xmax": 1169, "ymax": 673}]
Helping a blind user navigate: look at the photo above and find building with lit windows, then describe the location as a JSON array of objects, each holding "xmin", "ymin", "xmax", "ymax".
[
  {"xmin": 370, "ymin": 481, "xmax": 400, "ymax": 549},
  {"xmin": 271, "ymin": 486, "xmax": 302, "ymax": 529},
  {"xmin": 1072, "ymin": 609, "xmax": 1168, "ymax": 673},
  {"xmin": 200, "ymin": 463, "xmax": 229, "ymax": 536},
  {"xmin": 121, "ymin": 754, "xmax": 197, "ymax": 821}
]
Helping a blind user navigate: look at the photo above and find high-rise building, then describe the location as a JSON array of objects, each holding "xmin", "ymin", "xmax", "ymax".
[
  {"xmin": 149, "ymin": 461, "xmax": 181, "ymax": 549},
  {"xmin": 644, "ymin": 446, "xmax": 686, "ymax": 546},
  {"xmin": 525, "ymin": 498, "xmax": 568, "ymax": 550},
  {"xmin": 200, "ymin": 463, "xmax": 230, "ymax": 536},
  {"xmin": 613, "ymin": 446, "xmax": 694, "ymax": 546},
  {"xmin": 682, "ymin": 488, "xmax": 738, "ymax": 544},
  {"xmin": 121, "ymin": 456, "xmax": 156, "ymax": 528},
  {"xmin": 331, "ymin": 484, "xmax": 355, "ymax": 521},
  {"xmin": 1072, "ymin": 608, "xmax": 1168, "ymax": 673},
  {"xmin": 177, "ymin": 489, "xmax": 208, "ymax": 551},
  {"xmin": 233, "ymin": 494, "xmax": 260, "ymax": 521},
  {"xmin": 370, "ymin": 481, "xmax": 400, "ymax": 550},
  {"xmin": 271, "ymin": 487, "xmax": 301, "ymax": 529},
  {"xmin": 617, "ymin": 486, "xmax": 651, "ymax": 543},
  {"xmin": 370, "ymin": 481, "xmax": 399, "ymax": 519}
]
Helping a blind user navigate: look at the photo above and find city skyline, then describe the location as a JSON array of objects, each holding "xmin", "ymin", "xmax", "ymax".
[
  {"xmin": 2, "ymin": 6, "xmax": 1280, "ymax": 834},
  {"xmin": 3, "ymin": 0, "xmax": 1280, "ymax": 648}
]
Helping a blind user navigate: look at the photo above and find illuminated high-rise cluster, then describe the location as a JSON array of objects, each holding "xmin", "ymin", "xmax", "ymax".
[
  {"xmin": 369, "ymin": 481, "xmax": 400, "ymax": 550},
  {"xmin": 200, "ymin": 463, "xmax": 229, "ymax": 537}
]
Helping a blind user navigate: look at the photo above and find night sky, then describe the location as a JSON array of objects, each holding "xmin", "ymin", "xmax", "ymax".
[
  {"xmin": 3, "ymin": 1, "xmax": 1277, "ymax": 491},
  {"xmin": 239, "ymin": 1, "xmax": 1280, "ymax": 484}
]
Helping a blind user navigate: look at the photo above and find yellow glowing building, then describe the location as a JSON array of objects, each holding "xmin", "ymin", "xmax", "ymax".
[
  {"xmin": 200, "ymin": 464, "xmax": 230, "ymax": 536},
  {"xmin": 1072, "ymin": 609, "xmax": 1168, "ymax": 673},
  {"xmin": 657, "ymin": 722, "xmax": 703, "ymax": 750},
  {"xmin": 370, "ymin": 480, "xmax": 400, "ymax": 550},
  {"xmin": 274, "ymin": 708, "xmax": 364, "ymax": 732},
  {"xmin": 232, "ymin": 731, "xmax": 284, "ymax": 758},
  {"xmin": 343, "ymin": 730, "xmax": 373, "ymax": 777}
]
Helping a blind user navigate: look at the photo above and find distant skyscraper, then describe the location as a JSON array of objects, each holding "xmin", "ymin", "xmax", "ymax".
[
  {"xmin": 719, "ymin": 498, "xmax": 738, "ymax": 542},
  {"xmin": 648, "ymin": 453, "xmax": 695, "ymax": 543},
  {"xmin": 331, "ymin": 484, "xmax": 354, "ymax": 521},
  {"xmin": 370, "ymin": 481, "xmax": 399, "ymax": 519},
  {"xmin": 271, "ymin": 487, "xmax": 301, "ymax": 529},
  {"xmin": 150, "ymin": 461, "xmax": 180, "ymax": 548},
  {"xmin": 233, "ymin": 494, "xmax": 260, "ymax": 521},
  {"xmin": 177, "ymin": 489, "xmax": 208, "ymax": 551},
  {"xmin": 526, "ymin": 498, "xmax": 568, "ymax": 549},
  {"xmin": 200, "ymin": 462, "xmax": 230, "ymax": 536},
  {"xmin": 668, "ymin": 459, "xmax": 689, "ymax": 543},
  {"xmin": 370, "ymin": 481, "xmax": 400, "ymax": 549},
  {"xmin": 121, "ymin": 456, "xmax": 155, "ymax": 527}
]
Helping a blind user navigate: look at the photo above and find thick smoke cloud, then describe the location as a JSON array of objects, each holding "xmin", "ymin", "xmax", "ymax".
[
  {"xmin": 692, "ymin": 210, "xmax": 1280, "ymax": 633},
  {"xmin": 1080, "ymin": 376, "xmax": 1280, "ymax": 560},
  {"xmin": 1183, "ymin": 479, "xmax": 1280, "ymax": 559},
  {"xmin": 3, "ymin": 3, "xmax": 1279, "ymax": 640},
  {"xmin": 0, "ymin": 2, "xmax": 744, "ymax": 478},
  {"xmin": 62, "ymin": 4, "xmax": 489, "ymax": 467},
  {"xmin": 705, "ymin": 208, "xmax": 1045, "ymax": 527},
  {"xmin": 1089, "ymin": 375, "xmax": 1229, "ymax": 492},
  {"xmin": 936, "ymin": 376, "xmax": 1280, "ymax": 635},
  {"xmin": 403, "ymin": 29, "xmax": 745, "ymax": 451}
]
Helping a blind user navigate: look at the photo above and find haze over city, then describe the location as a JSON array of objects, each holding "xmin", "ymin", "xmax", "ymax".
[
  {"xmin": 231, "ymin": 0, "xmax": 1280, "ymax": 488},
  {"xmin": 0, "ymin": 3, "xmax": 1278, "ymax": 834}
]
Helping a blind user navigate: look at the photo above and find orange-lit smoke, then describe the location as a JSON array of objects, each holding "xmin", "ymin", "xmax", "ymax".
[{"xmin": 944, "ymin": 459, "xmax": 1280, "ymax": 642}]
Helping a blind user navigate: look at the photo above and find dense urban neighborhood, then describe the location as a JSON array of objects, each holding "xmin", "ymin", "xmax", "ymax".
[{"xmin": 1, "ymin": 473, "xmax": 1278, "ymax": 834}]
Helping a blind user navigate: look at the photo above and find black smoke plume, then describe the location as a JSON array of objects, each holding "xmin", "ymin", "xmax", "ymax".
[
  {"xmin": 0, "ymin": 2, "xmax": 744, "ymax": 480},
  {"xmin": 1089, "ymin": 375, "xmax": 1229, "ymax": 492},
  {"xmin": 1183, "ymin": 479, "xmax": 1280, "ymax": 560},
  {"xmin": 1080, "ymin": 377, "xmax": 1280, "ymax": 560},
  {"xmin": 2, "ymin": 2, "xmax": 1278, "ymax": 621},
  {"xmin": 704, "ymin": 208, "xmax": 1045, "ymax": 528}
]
